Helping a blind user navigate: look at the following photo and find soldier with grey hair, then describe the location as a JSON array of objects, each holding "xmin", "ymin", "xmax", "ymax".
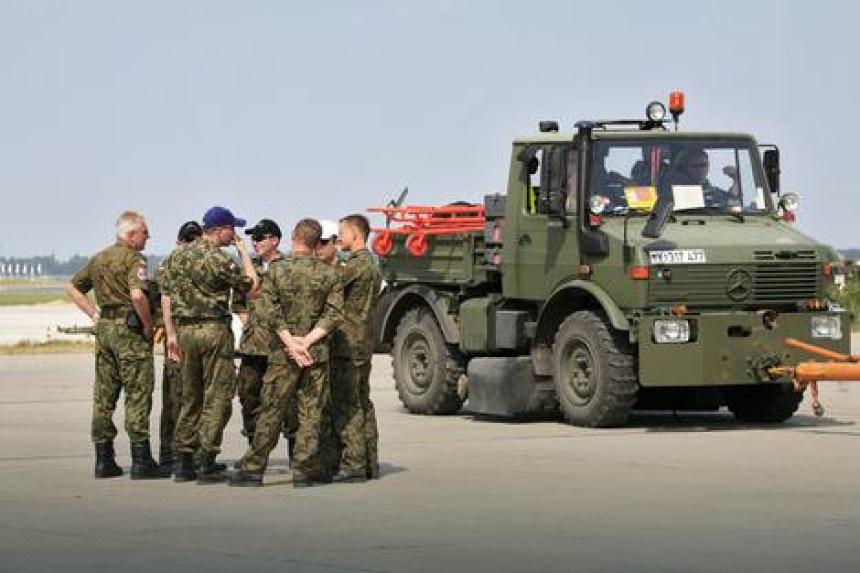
[{"xmin": 66, "ymin": 210, "xmax": 168, "ymax": 480}]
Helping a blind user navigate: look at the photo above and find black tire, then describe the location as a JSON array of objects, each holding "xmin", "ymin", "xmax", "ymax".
[
  {"xmin": 723, "ymin": 384, "xmax": 802, "ymax": 423},
  {"xmin": 392, "ymin": 307, "xmax": 465, "ymax": 415},
  {"xmin": 552, "ymin": 310, "xmax": 638, "ymax": 427}
]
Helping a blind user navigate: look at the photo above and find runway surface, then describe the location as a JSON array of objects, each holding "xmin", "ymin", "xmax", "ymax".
[{"xmin": 1, "ymin": 351, "xmax": 859, "ymax": 572}]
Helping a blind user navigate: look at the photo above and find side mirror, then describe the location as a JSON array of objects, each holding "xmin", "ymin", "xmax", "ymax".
[
  {"xmin": 763, "ymin": 148, "xmax": 780, "ymax": 194},
  {"xmin": 642, "ymin": 198, "xmax": 674, "ymax": 239}
]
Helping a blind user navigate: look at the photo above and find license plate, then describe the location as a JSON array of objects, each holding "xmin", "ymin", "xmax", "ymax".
[{"xmin": 648, "ymin": 249, "xmax": 707, "ymax": 265}]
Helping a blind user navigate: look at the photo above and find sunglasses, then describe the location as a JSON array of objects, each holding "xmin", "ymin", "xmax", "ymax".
[{"xmin": 251, "ymin": 235, "xmax": 274, "ymax": 242}]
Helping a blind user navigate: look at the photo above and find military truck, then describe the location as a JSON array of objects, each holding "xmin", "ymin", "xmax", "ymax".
[{"xmin": 370, "ymin": 94, "xmax": 850, "ymax": 428}]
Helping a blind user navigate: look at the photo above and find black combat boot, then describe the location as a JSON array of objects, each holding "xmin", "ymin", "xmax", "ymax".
[
  {"xmin": 366, "ymin": 464, "xmax": 380, "ymax": 480},
  {"xmin": 228, "ymin": 469, "xmax": 263, "ymax": 487},
  {"xmin": 196, "ymin": 452, "xmax": 226, "ymax": 484},
  {"xmin": 94, "ymin": 442, "xmax": 123, "ymax": 479},
  {"xmin": 158, "ymin": 447, "xmax": 173, "ymax": 477},
  {"xmin": 332, "ymin": 468, "xmax": 366, "ymax": 484},
  {"xmin": 130, "ymin": 441, "xmax": 170, "ymax": 480},
  {"xmin": 173, "ymin": 452, "xmax": 197, "ymax": 483},
  {"xmin": 194, "ymin": 453, "xmax": 228, "ymax": 473},
  {"xmin": 287, "ymin": 436, "xmax": 296, "ymax": 470}
]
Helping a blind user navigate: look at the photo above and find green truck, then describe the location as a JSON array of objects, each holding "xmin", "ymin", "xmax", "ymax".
[{"xmin": 372, "ymin": 95, "xmax": 849, "ymax": 427}]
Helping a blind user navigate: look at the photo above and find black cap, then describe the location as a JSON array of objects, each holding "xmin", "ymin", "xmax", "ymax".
[
  {"xmin": 245, "ymin": 219, "xmax": 282, "ymax": 240},
  {"xmin": 177, "ymin": 221, "xmax": 202, "ymax": 243}
]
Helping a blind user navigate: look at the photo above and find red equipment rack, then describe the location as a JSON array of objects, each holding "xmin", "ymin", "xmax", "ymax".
[{"xmin": 368, "ymin": 204, "xmax": 486, "ymax": 257}]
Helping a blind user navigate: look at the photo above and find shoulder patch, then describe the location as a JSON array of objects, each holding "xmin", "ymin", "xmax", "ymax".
[{"xmin": 137, "ymin": 263, "xmax": 148, "ymax": 281}]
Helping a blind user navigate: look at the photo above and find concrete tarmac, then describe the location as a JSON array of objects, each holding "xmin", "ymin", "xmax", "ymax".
[{"xmin": 1, "ymin": 352, "xmax": 859, "ymax": 573}]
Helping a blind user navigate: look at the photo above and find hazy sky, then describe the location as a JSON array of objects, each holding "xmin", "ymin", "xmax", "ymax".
[{"xmin": 1, "ymin": 0, "xmax": 858, "ymax": 257}]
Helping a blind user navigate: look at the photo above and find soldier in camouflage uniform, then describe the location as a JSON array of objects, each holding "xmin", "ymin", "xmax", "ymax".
[
  {"xmin": 230, "ymin": 218, "xmax": 343, "ymax": 488},
  {"xmin": 314, "ymin": 220, "xmax": 344, "ymax": 474},
  {"xmin": 232, "ymin": 219, "xmax": 283, "ymax": 443},
  {"xmin": 66, "ymin": 210, "xmax": 168, "ymax": 480},
  {"xmin": 161, "ymin": 206, "xmax": 258, "ymax": 484},
  {"xmin": 154, "ymin": 221, "xmax": 202, "ymax": 472},
  {"xmin": 330, "ymin": 214, "xmax": 383, "ymax": 482}
]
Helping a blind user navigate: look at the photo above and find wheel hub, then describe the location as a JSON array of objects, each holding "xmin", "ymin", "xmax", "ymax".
[
  {"xmin": 563, "ymin": 343, "xmax": 596, "ymax": 403},
  {"xmin": 404, "ymin": 333, "xmax": 434, "ymax": 393}
]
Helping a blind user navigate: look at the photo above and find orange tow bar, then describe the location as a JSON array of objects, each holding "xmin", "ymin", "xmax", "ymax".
[{"xmin": 767, "ymin": 338, "xmax": 860, "ymax": 417}]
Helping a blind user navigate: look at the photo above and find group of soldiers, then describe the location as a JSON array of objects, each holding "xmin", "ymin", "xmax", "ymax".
[{"xmin": 66, "ymin": 206, "xmax": 381, "ymax": 488}]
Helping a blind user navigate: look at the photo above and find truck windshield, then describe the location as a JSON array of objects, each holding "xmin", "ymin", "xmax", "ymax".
[{"xmin": 590, "ymin": 139, "xmax": 771, "ymax": 215}]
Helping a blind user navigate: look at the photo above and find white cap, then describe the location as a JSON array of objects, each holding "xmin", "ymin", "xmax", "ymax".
[{"xmin": 319, "ymin": 220, "xmax": 339, "ymax": 241}]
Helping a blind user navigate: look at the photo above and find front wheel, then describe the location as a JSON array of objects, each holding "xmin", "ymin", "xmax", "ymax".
[
  {"xmin": 723, "ymin": 384, "xmax": 802, "ymax": 423},
  {"xmin": 392, "ymin": 307, "xmax": 465, "ymax": 415},
  {"xmin": 552, "ymin": 310, "xmax": 639, "ymax": 427}
]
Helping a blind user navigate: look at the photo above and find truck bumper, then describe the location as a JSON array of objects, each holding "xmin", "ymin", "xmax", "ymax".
[{"xmin": 638, "ymin": 311, "xmax": 851, "ymax": 387}]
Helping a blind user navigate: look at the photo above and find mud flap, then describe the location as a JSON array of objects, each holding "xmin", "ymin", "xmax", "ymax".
[{"xmin": 466, "ymin": 357, "xmax": 555, "ymax": 417}]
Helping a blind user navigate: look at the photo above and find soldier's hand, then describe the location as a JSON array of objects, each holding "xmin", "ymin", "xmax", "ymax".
[
  {"xmin": 283, "ymin": 337, "xmax": 314, "ymax": 367},
  {"xmin": 167, "ymin": 336, "xmax": 183, "ymax": 362},
  {"xmin": 291, "ymin": 334, "xmax": 309, "ymax": 349},
  {"xmin": 143, "ymin": 324, "xmax": 154, "ymax": 342},
  {"xmin": 234, "ymin": 235, "xmax": 248, "ymax": 253}
]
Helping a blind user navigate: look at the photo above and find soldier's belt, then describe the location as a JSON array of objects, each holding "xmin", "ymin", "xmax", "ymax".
[
  {"xmin": 174, "ymin": 316, "xmax": 231, "ymax": 326},
  {"xmin": 99, "ymin": 306, "xmax": 133, "ymax": 319}
]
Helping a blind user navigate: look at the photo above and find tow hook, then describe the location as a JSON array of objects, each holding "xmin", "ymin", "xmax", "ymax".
[{"xmin": 763, "ymin": 338, "xmax": 860, "ymax": 416}]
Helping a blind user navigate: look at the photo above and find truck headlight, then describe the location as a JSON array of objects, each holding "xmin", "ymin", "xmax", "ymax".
[
  {"xmin": 654, "ymin": 319, "xmax": 691, "ymax": 343},
  {"xmin": 811, "ymin": 315, "xmax": 842, "ymax": 339}
]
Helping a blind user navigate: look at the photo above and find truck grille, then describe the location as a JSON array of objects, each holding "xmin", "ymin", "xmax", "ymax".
[{"xmin": 649, "ymin": 263, "xmax": 820, "ymax": 306}]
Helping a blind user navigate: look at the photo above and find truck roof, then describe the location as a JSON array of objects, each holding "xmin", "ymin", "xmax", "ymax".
[{"xmin": 512, "ymin": 130, "xmax": 757, "ymax": 145}]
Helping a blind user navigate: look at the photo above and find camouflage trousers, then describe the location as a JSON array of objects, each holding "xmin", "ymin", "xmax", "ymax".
[
  {"xmin": 158, "ymin": 350, "xmax": 182, "ymax": 461},
  {"xmin": 237, "ymin": 355, "xmax": 304, "ymax": 462},
  {"xmin": 92, "ymin": 319, "xmax": 154, "ymax": 444},
  {"xmin": 331, "ymin": 357, "xmax": 378, "ymax": 476},
  {"xmin": 173, "ymin": 320, "xmax": 237, "ymax": 456},
  {"xmin": 236, "ymin": 354, "xmax": 267, "ymax": 440},
  {"xmin": 239, "ymin": 360, "xmax": 331, "ymax": 481}
]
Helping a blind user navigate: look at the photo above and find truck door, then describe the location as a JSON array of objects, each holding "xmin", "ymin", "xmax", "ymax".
[{"xmin": 503, "ymin": 145, "xmax": 579, "ymax": 300}]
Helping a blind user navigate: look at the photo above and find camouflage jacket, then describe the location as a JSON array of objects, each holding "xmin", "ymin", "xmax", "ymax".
[
  {"xmin": 331, "ymin": 248, "xmax": 382, "ymax": 359},
  {"xmin": 161, "ymin": 237, "xmax": 253, "ymax": 319},
  {"xmin": 70, "ymin": 240, "xmax": 148, "ymax": 310},
  {"xmin": 262, "ymin": 252, "xmax": 343, "ymax": 365},
  {"xmin": 232, "ymin": 255, "xmax": 281, "ymax": 356}
]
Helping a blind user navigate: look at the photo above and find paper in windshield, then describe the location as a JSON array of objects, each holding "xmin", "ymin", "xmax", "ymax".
[{"xmin": 671, "ymin": 185, "xmax": 705, "ymax": 211}]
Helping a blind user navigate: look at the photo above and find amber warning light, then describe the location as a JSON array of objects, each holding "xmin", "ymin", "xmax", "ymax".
[{"xmin": 669, "ymin": 91, "xmax": 685, "ymax": 130}]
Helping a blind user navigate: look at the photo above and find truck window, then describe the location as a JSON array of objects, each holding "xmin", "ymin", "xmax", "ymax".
[
  {"xmin": 590, "ymin": 139, "xmax": 770, "ymax": 215},
  {"xmin": 539, "ymin": 146, "xmax": 574, "ymax": 216},
  {"xmin": 526, "ymin": 149, "xmax": 543, "ymax": 215}
]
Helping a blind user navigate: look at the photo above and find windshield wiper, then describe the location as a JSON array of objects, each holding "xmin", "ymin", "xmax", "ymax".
[{"xmin": 676, "ymin": 207, "xmax": 744, "ymax": 223}]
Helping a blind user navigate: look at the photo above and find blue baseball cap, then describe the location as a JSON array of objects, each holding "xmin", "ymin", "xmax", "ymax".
[{"xmin": 202, "ymin": 206, "xmax": 247, "ymax": 229}]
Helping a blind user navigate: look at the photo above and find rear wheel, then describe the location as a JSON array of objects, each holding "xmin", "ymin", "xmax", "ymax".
[
  {"xmin": 723, "ymin": 384, "xmax": 802, "ymax": 423},
  {"xmin": 552, "ymin": 310, "xmax": 638, "ymax": 427},
  {"xmin": 392, "ymin": 308, "xmax": 465, "ymax": 415}
]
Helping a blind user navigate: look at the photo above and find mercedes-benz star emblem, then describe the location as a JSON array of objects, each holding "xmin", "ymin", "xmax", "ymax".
[{"xmin": 726, "ymin": 269, "xmax": 752, "ymax": 301}]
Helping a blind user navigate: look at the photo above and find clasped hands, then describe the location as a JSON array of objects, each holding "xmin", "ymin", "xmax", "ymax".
[{"xmin": 282, "ymin": 334, "xmax": 314, "ymax": 367}]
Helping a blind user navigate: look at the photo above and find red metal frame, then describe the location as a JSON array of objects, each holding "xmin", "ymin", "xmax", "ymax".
[{"xmin": 368, "ymin": 204, "xmax": 486, "ymax": 257}]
